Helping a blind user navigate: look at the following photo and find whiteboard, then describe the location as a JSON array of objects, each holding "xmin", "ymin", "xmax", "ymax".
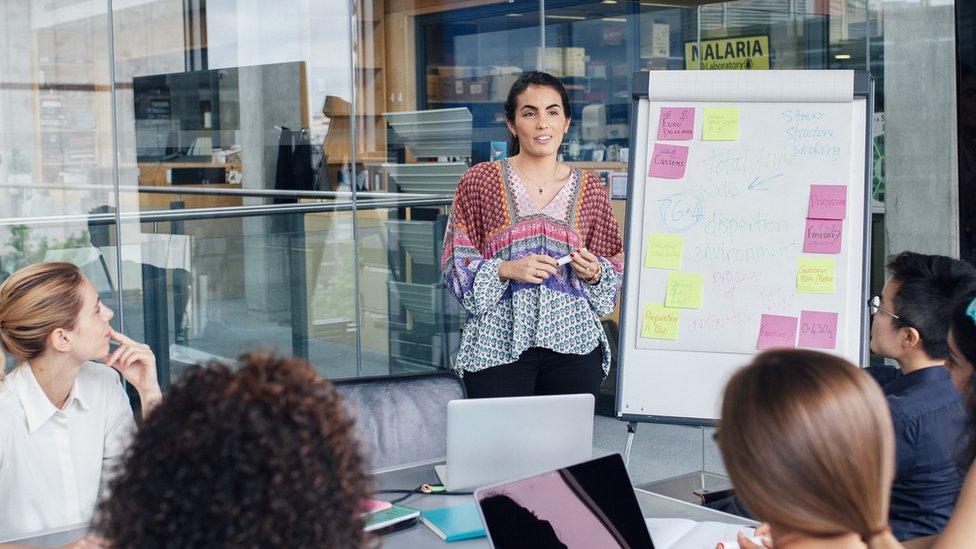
[{"xmin": 616, "ymin": 71, "xmax": 873, "ymax": 425}]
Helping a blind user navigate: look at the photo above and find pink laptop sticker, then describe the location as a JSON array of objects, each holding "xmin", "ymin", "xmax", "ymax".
[
  {"xmin": 807, "ymin": 185, "xmax": 847, "ymax": 220},
  {"xmin": 798, "ymin": 310, "xmax": 838, "ymax": 349},
  {"xmin": 657, "ymin": 108, "xmax": 695, "ymax": 140},
  {"xmin": 648, "ymin": 144, "xmax": 689, "ymax": 179},
  {"xmin": 757, "ymin": 314, "xmax": 798, "ymax": 350},
  {"xmin": 803, "ymin": 218, "xmax": 844, "ymax": 254}
]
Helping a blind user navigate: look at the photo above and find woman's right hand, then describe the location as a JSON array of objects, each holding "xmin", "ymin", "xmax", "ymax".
[{"xmin": 499, "ymin": 255, "xmax": 559, "ymax": 284}]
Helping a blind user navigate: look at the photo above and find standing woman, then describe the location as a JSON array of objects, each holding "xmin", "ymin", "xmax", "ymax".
[
  {"xmin": 0, "ymin": 262, "xmax": 161, "ymax": 540},
  {"xmin": 441, "ymin": 71, "xmax": 624, "ymax": 399}
]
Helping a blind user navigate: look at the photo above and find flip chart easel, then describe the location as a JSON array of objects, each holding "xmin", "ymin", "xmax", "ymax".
[{"xmin": 616, "ymin": 71, "xmax": 874, "ymax": 486}]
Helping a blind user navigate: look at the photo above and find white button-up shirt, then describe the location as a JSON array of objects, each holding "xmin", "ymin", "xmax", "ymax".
[{"xmin": 0, "ymin": 361, "xmax": 135, "ymax": 539}]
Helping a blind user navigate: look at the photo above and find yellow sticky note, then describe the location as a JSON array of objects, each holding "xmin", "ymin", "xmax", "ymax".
[
  {"xmin": 796, "ymin": 258, "xmax": 836, "ymax": 294},
  {"xmin": 702, "ymin": 107, "xmax": 740, "ymax": 141},
  {"xmin": 645, "ymin": 233, "xmax": 684, "ymax": 270},
  {"xmin": 641, "ymin": 304, "xmax": 680, "ymax": 341},
  {"xmin": 665, "ymin": 272, "xmax": 704, "ymax": 309}
]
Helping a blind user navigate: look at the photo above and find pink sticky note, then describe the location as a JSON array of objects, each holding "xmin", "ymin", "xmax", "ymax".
[
  {"xmin": 798, "ymin": 310, "xmax": 838, "ymax": 349},
  {"xmin": 648, "ymin": 144, "xmax": 689, "ymax": 179},
  {"xmin": 803, "ymin": 219, "xmax": 844, "ymax": 254},
  {"xmin": 757, "ymin": 314, "xmax": 798, "ymax": 350},
  {"xmin": 807, "ymin": 185, "xmax": 847, "ymax": 219},
  {"xmin": 658, "ymin": 108, "xmax": 695, "ymax": 140}
]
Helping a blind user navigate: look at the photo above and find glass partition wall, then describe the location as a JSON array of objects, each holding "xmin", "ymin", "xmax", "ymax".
[{"xmin": 0, "ymin": 0, "xmax": 886, "ymax": 387}]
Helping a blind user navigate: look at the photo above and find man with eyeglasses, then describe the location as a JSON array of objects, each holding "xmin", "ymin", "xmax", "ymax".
[{"xmin": 868, "ymin": 252, "xmax": 976, "ymax": 541}]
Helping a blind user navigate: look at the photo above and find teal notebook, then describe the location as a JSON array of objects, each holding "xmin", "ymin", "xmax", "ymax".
[{"xmin": 419, "ymin": 503, "xmax": 487, "ymax": 542}]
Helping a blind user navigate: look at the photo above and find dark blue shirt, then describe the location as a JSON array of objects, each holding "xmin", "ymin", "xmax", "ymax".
[{"xmin": 884, "ymin": 366, "xmax": 966, "ymax": 541}]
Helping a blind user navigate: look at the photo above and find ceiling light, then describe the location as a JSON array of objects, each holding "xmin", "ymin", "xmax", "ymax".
[
  {"xmin": 603, "ymin": 17, "xmax": 627, "ymax": 22},
  {"xmin": 834, "ymin": 54, "xmax": 852, "ymax": 60},
  {"xmin": 546, "ymin": 15, "xmax": 587, "ymax": 20}
]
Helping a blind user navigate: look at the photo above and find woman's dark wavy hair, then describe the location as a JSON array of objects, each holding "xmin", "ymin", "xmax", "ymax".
[
  {"xmin": 95, "ymin": 351, "xmax": 370, "ymax": 549},
  {"xmin": 504, "ymin": 71, "xmax": 571, "ymax": 155},
  {"xmin": 951, "ymin": 289, "xmax": 976, "ymax": 467}
]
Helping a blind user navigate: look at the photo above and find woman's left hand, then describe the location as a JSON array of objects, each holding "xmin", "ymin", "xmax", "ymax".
[
  {"xmin": 105, "ymin": 329, "xmax": 162, "ymax": 414},
  {"xmin": 569, "ymin": 248, "xmax": 602, "ymax": 285}
]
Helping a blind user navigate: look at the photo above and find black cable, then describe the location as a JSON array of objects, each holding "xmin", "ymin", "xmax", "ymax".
[{"xmin": 373, "ymin": 485, "xmax": 475, "ymax": 505}]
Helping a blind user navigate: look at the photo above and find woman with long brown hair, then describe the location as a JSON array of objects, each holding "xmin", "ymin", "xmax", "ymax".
[
  {"xmin": 441, "ymin": 71, "xmax": 624, "ymax": 399},
  {"xmin": 718, "ymin": 350, "xmax": 902, "ymax": 549},
  {"xmin": 0, "ymin": 262, "xmax": 160, "ymax": 541}
]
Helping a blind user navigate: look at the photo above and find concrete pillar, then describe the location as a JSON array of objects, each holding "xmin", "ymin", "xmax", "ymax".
[{"xmin": 883, "ymin": 1, "xmax": 959, "ymax": 257}]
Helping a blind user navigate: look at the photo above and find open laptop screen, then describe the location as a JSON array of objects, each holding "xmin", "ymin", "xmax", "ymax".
[{"xmin": 474, "ymin": 454, "xmax": 654, "ymax": 549}]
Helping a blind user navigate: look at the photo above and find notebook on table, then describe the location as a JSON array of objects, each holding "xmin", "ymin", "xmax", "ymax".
[{"xmin": 419, "ymin": 503, "xmax": 487, "ymax": 542}]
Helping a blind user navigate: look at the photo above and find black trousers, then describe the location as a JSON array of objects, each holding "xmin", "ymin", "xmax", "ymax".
[{"xmin": 463, "ymin": 346, "xmax": 604, "ymax": 400}]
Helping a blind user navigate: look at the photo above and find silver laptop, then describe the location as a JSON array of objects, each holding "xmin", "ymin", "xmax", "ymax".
[{"xmin": 434, "ymin": 394, "xmax": 594, "ymax": 491}]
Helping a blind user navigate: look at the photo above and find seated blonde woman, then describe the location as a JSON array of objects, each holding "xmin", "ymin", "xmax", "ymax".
[
  {"xmin": 0, "ymin": 262, "xmax": 160, "ymax": 542},
  {"xmin": 720, "ymin": 349, "xmax": 902, "ymax": 549}
]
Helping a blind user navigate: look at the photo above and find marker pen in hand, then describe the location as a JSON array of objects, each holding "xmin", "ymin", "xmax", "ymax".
[{"xmin": 556, "ymin": 247, "xmax": 591, "ymax": 266}]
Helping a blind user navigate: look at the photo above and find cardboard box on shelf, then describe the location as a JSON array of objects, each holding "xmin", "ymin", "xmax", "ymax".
[
  {"xmin": 463, "ymin": 77, "xmax": 490, "ymax": 101},
  {"xmin": 606, "ymin": 124, "xmax": 628, "ymax": 139},
  {"xmin": 564, "ymin": 47, "xmax": 586, "ymax": 77},
  {"xmin": 534, "ymin": 47, "xmax": 587, "ymax": 78},
  {"xmin": 489, "ymin": 66, "xmax": 522, "ymax": 101},
  {"xmin": 426, "ymin": 74, "xmax": 441, "ymax": 102},
  {"xmin": 536, "ymin": 47, "xmax": 565, "ymax": 77},
  {"xmin": 428, "ymin": 66, "xmax": 477, "ymax": 102}
]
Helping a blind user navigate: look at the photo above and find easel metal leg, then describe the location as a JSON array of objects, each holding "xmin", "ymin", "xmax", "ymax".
[{"xmin": 624, "ymin": 421, "xmax": 638, "ymax": 466}]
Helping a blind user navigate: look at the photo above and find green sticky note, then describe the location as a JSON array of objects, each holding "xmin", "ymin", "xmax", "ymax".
[
  {"xmin": 665, "ymin": 272, "xmax": 704, "ymax": 309},
  {"xmin": 641, "ymin": 303, "xmax": 680, "ymax": 340},
  {"xmin": 796, "ymin": 258, "xmax": 836, "ymax": 294},
  {"xmin": 645, "ymin": 233, "xmax": 684, "ymax": 270},
  {"xmin": 702, "ymin": 107, "xmax": 740, "ymax": 141}
]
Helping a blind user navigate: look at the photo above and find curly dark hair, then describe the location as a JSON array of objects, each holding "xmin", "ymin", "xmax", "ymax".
[{"xmin": 94, "ymin": 352, "xmax": 370, "ymax": 548}]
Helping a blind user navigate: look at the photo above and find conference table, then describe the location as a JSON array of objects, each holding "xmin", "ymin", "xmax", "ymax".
[{"xmin": 5, "ymin": 458, "xmax": 754, "ymax": 547}]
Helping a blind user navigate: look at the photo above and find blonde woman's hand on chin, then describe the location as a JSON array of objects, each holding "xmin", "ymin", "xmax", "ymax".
[{"xmin": 105, "ymin": 329, "xmax": 161, "ymax": 416}]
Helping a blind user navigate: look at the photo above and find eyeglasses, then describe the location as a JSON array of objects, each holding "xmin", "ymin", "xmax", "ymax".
[{"xmin": 867, "ymin": 295, "xmax": 901, "ymax": 321}]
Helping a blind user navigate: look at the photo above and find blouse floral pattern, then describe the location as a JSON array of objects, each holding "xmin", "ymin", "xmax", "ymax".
[{"xmin": 440, "ymin": 159, "xmax": 625, "ymax": 375}]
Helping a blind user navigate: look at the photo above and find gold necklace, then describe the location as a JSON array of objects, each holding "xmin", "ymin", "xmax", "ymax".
[{"xmin": 512, "ymin": 158, "xmax": 559, "ymax": 195}]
